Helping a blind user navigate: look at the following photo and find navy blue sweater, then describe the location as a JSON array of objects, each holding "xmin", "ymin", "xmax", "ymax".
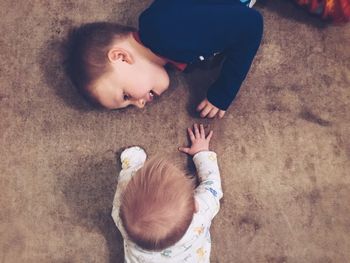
[{"xmin": 139, "ymin": 0, "xmax": 263, "ymax": 110}]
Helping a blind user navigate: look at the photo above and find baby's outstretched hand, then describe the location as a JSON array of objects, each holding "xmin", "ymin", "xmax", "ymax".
[
  {"xmin": 179, "ymin": 124, "xmax": 213, "ymax": 156},
  {"xmin": 197, "ymin": 99, "xmax": 226, "ymax": 119}
]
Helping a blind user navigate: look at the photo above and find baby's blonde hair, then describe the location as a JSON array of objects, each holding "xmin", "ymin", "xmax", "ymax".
[{"xmin": 120, "ymin": 158, "xmax": 195, "ymax": 251}]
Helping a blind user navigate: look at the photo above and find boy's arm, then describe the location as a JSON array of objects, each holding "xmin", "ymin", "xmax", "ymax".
[
  {"xmin": 193, "ymin": 151, "xmax": 223, "ymax": 221},
  {"xmin": 206, "ymin": 6, "xmax": 263, "ymax": 111},
  {"xmin": 141, "ymin": 1, "xmax": 263, "ymax": 115},
  {"xmin": 111, "ymin": 146, "xmax": 147, "ymax": 236}
]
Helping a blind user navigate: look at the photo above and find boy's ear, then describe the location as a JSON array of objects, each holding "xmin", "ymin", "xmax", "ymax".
[{"xmin": 108, "ymin": 47, "xmax": 134, "ymax": 64}]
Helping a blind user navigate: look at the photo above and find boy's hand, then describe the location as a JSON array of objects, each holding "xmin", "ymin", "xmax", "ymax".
[
  {"xmin": 179, "ymin": 124, "xmax": 213, "ymax": 156},
  {"xmin": 197, "ymin": 99, "xmax": 226, "ymax": 119}
]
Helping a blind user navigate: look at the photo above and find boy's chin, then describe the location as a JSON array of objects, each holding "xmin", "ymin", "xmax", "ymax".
[
  {"xmin": 161, "ymin": 79, "xmax": 170, "ymax": 93},
  {"xmin": 160, "ymin": 71, "xmax": 170, "ymax": 91}
]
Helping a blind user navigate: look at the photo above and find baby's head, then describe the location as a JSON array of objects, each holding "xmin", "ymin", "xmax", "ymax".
[
  {"xmin": 120, "ymin": 158, "xmax": 196, "ymax": 251},
  {"xmin": 66, "ymin": 22, "xmax": 169, "ymax": 109}
]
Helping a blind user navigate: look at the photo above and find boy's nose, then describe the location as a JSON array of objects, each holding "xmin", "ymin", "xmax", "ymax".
[{"xmin": 133, "ymin": 99, "xmax": 145, "ymax": 109}]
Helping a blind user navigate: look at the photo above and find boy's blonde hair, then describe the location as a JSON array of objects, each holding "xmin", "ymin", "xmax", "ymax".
[{"xmin": 120, "ymin": 158, "xmax": 195, "ymax": 251}]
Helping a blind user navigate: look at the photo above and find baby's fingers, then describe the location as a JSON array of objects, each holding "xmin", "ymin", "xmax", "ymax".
[
  {"xmin": 199, "ymin": 124, "xmax": 205, "ymax": 138},
  {"xmin": 206, "ymin": 130, "xmax": 213, "ymax": 141},
  {"xmin": 178, "ymin": 147, "xmax": 190, "ymax": 154},
  {"xmin": 194, "ymin": 123, "xmax": 200, "ymax": 138},
  {"xmin": 187, "ymin": 127, "xmax": 195, "ymax": 141}
]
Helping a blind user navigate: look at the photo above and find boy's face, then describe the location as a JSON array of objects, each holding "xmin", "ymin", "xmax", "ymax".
[{"xmin": 91, "ymin": 54, "xmax": 170, "ymax": 110}]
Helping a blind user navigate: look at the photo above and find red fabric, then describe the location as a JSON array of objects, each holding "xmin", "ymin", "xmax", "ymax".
[
  {"xmin": 132, "ymin": 32, "xmax": 187, "ymax": 71},
  {"xmin": 295, "ymin": 0, "xmax": 350, "ymax": 22}
]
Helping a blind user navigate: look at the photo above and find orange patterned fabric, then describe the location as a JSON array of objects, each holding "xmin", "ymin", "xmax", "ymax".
[{"xmin": 295, "ymin": 0, "xmax": 350, "ymax": 22}]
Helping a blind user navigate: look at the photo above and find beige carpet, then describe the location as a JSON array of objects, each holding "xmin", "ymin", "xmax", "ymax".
[{"xmin": 1, "ymin": 1, "xmax": 349, "ymax": 262}]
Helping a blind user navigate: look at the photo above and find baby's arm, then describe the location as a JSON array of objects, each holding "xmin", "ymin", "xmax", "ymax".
[
  {"xmin": 112, "ymin": 146, "xmax": 147, "ymax": 235},
  {"xmin": 193, "ymin": 151, "xmax": 223, "ymax": 220},
  {"xmin": 118, "ymin": 146, "xmax": 147, "ymax": 183},
  {"xmin": 179, "ymin": 124, "xmax": 223, "ymax": 220}
]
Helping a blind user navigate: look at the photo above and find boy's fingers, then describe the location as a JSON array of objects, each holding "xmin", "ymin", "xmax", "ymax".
[
  {"xmin": 200, "ymin": 105, "xmax": 212, "ymax": 118},
  {"xmin": 194, "ymin": 123, "xmax": 200, "ymax": 138},
  {"xmin": 196, "ymin": 100, "xmax": 207, "ymax": 111},
  {"xmin": 178, "ymin": 147, "xmax": 190, "ymax": 153},
  {"xmin": 218, "ymin": 110, "xmax": 226, "ymax": 119},
  {"xmin": 208, "ymin": 108, "xmax": 219, "ymax": 118},
  {"xmin": 206, "ymin": 130, "xmax": 214, "ymax": 140},
  {"xmin": 199, "ymin": 124, "xmax": 205, "ymax": 138},
  {"xmin": 188, "ymin": 127, "xmax": 195, "ymax": 141}
]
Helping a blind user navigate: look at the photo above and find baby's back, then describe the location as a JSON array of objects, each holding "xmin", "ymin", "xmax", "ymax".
[{"xmin": 124, "ymin": 210, "xmax": 212, "ymax": 263}]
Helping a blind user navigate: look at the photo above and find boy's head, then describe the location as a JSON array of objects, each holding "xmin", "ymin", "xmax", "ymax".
[
  {"xmin": 120, "ymin": 158, "xmax": 196, "ymax": 251},
  {"xmin": 65, "ymin": 22, "xmax": 169, "ymax": 109}
]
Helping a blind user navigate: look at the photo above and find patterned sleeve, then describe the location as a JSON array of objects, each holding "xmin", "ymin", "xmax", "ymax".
[
  {"xmin": 118, "ymin": 146, "xmax": 147, "ymax": 183},
  {"xmin": 193, "ymin": 151, "xmax": 223, "ymax": 221},
  {"xmin": 111, "ymin": 146, "xmax": 147, "ymax": 236}
]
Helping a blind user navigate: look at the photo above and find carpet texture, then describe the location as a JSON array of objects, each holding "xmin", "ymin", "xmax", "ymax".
[{"xmin": 0, "ymin": 1, "xmax": 349, "ymax": 262}]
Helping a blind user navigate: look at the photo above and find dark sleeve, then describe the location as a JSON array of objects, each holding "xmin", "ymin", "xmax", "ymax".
[
  {"xmin": 139, "ymin": 1, "xmax": 263, "ymax": 110},
  {"xmin": 206, "ymin": 7, "xmax": 263, "ymax": 110}
]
